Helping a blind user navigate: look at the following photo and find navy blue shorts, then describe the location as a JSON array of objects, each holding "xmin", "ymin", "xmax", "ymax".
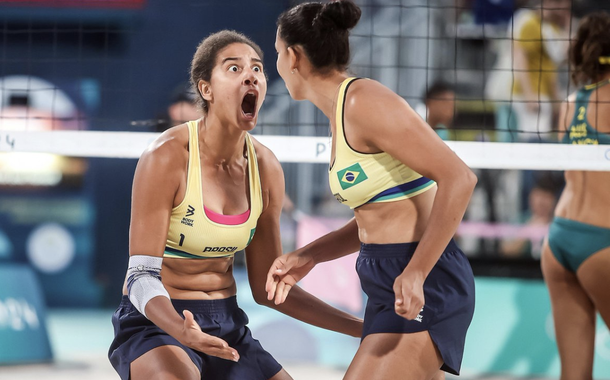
[
  {"xmin": 356, "ymin": 239, "xmax": 475, "ymax": 375},
  {"xmin": 108, "ymin": 296, "xmax": 282, "ymax": 380}
]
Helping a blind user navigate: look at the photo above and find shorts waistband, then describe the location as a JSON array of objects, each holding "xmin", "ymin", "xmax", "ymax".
[
  {"xmin": 359, "ymin": 239, "xmax": 459, "ymax": 258},
  {"xmin": 120, "ymin": 295, "xmax": 239, "ymax": 313}
]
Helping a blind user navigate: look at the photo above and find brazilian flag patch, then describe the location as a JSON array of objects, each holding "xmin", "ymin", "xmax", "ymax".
[
  {"xmin": 337, "ymin": 163, "xmax": 368, "ymax": 190},
  {"xmin": 246, "ymin": 228, "xmax": 256, "ymax": 245}
]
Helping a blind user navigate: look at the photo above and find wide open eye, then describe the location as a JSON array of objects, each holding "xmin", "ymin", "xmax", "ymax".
[{"xmin": 228, "ymin": 65, "xmax": 239, "ymax": 73}]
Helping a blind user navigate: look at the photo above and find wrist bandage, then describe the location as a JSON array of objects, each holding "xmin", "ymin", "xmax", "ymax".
[{"xmin": 127, "ymin": 255, "xmax": 170, "ymax": 318}]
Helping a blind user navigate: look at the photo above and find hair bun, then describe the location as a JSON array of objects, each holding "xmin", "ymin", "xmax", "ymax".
[{"xmin": 312, "ymin": 0, "xmax": 362, "ymax": 32}]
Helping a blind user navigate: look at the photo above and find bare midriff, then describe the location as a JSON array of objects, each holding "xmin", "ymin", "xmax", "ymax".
[
  {"xmin": 354, "ymin": 186, "xmax": 436, "ymax": 244},
  {"xmin": 122, "ymin": 256, "xmax": 237, "ymax": 300}
]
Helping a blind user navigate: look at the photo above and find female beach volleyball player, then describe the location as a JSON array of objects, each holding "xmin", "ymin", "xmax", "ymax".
[
  {"xmin": 108, "ymin": 30, "xmax": 362, "ymax": 380},
  {"xmin": 266, "ymin": 1, "xmax": 477, "ymax": 379},
  {"xmin": 541, "ymin": 12, "xmax": 610, "ymax": 380}
]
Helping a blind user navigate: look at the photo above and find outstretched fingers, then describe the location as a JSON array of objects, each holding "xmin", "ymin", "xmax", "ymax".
[
  {"xmin": 182, "ymin": 310, "xmax": 240, "ymax": 362},
  {"xmin": 202, "ymin": 335, "xmax": 240, "ymax": 362}
]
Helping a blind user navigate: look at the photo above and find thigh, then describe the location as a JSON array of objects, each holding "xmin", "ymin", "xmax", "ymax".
[
  {"xmin": 268, "ymin": 369, "xmax": 293, "ymax": 380},
  {"xmin": 541, "ymin": 242, "xmax": 596, "ymax": 378},
  {"xmin": 344, "ymin": 331, "xmax": 442, "ymax": 380},
  {"xmin": 131, "ymin": 345, "xmax": 200, "ymax": 380},
  {"xmin": 214, "ymin": 325, "xmax": 283, "ymax": 380},
  {"xmin": 577, "ymin": 246, "xmax": 610, "ymax": 327}
]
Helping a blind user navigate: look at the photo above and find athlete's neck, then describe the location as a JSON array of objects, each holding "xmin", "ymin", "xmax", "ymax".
[
  {"xmin": 306, "ymin": 72, "xmax": 350, "ymax": 120},
  {"xmin": 197, "ymin": 117, "xmax": 247, "ymax": 166}
]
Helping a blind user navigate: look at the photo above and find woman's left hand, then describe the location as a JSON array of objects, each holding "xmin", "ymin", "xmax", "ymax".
[
  {"xmin": 265, "ymin": 251, "xmax": 316, "ymax": 305},
  {"xmin": 393, "ymin": 269, "xmax": 425, "ymax": 320}
]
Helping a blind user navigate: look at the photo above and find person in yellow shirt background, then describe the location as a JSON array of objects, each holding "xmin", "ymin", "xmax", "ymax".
[{"xmin": 510, "ymin": 0, "xmax": 572, "ymax": 143}]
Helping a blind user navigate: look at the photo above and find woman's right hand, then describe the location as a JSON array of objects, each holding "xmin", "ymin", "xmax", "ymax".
[
  {"xmin": 179, "ymin": 310, "xmax": 239, "ymax": 362},
  {"xmin": 265, "ymin": 251, "xmax": 316, "ymax": 305}
]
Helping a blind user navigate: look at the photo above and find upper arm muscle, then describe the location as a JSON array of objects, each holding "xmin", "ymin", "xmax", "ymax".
[{"xmin": 129, "ymin": 137, "xmax": 186, "ymax": 257}]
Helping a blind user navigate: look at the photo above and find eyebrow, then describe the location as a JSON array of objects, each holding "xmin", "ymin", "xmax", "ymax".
[{"xmin": 222, "ymin": 57, "xmax": 263, "ymax": 65}]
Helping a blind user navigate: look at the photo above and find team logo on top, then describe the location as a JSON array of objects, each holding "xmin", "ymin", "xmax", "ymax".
[
  {"xmin": 181, "ymin": 205, "xmax": 195, "ymax": 227},
  {"xmin": 186, "ymin": 205, "xmax": 195, "ymax": 217},
  {"xmin": 337, "ymin": 163, "xmax": 368, "ymax": 190}
]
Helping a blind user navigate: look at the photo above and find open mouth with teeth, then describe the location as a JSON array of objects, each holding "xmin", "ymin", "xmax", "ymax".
[{"xmin": 241, "ymin": 93, "xmax": 257, "ymax": 119}]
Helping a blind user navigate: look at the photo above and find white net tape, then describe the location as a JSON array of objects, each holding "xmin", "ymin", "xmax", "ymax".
[{"xmin": 1, "ymin": 130, "xmax": 609, "ymax": 171}]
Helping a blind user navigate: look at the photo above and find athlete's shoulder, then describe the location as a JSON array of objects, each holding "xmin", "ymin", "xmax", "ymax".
[
  {"xmin": 147, "ymin": 122, "xmax": 188, "ymax": 153},
  {"xmin": 139, "ymin": 122, "xmax": 189, "ymax": 172},
  {"xmin": 347, "ymin": 78, "xmax": 396, "ymax": 103},
  {"xmin": 248, "ymin": 134, "xmax": 282, "ymax": 173},
  {"xmin": 345, "ymin": 78, "xmax": 405, "ymax": 119}
]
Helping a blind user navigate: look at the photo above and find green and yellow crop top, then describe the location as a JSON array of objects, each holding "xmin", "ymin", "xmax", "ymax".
[
  {"xmin": 328, "ymin": 77, "xmax": 437, "ymax": 209},
  {"xmin": 562, "ymin": 79, "xmax": 610, "ymax": 145},
  {"xmin": 164, "ymin": 121, "xmax": 263, "ymax": 259}
]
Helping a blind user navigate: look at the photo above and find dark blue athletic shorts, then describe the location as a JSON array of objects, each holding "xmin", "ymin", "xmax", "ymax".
[
  {"xmin": 356, "ymin": 239, "xmax": 475, "ymax": 375},
  {"xmin": 108, "ymin": 295, "xmax": 282, "ymax": 380}
]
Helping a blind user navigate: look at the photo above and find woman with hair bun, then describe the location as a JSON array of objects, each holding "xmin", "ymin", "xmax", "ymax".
[
  {"xmin": 541, "ymin": 11, "xmax": 610, "ymax": 380},
  {"xmin": 266, "ymin": 1, "xmax": 477, "ymax": 379}
]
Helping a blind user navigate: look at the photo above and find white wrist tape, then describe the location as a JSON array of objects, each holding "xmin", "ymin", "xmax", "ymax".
[{"xmin": 126, "ymin": 255, "xmax": 170, "ymax": 318}]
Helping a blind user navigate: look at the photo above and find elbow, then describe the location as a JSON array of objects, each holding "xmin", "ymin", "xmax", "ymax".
[
  {"xmin": 445, "ymin": 167, "xmax": 477, "ymax": 197},
  {"xmin": 461, "ymin": 169, "xmax": 478, "ymax": 200},
  {"xmin": 251, "ymin": 289, "xmax": 273, "ymax": 307},
  {"xmin": 464, "ymin": 168, "xmax": 478, "ymax": 191}
]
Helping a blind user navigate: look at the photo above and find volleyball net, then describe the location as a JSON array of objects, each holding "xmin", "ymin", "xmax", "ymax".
[{"xmin": 1, "ymin": 0, "xmax": 610, "ymax": 268}]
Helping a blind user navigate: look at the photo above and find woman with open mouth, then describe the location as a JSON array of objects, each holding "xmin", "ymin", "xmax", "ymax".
[{"xmin": 108, "ymin": 29, "xmax": 363, "ymax": 380}]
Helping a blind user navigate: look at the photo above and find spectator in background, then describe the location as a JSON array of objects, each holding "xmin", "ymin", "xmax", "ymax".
[
  {"xmin": 485, "ymin": 0, "xmax": 571, "ymax": 229},
  {"xmin": 500, "ymin": 182, "xmax": 557, "ymax": 258},
  {"xmin": 415, "ymin": 81, "xmax": 457, "ymax": 140},
  {"xmin": 155, "ymin": 82, "xmax": 201, "ymax": 133},
  {"xmin": 508, "ymin": 0, "xmax": 572, "ymax": 142}
]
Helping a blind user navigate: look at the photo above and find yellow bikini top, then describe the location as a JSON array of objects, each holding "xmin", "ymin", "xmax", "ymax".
[
  {"xmin": 328, "ymin": 77, "xmax": 436, "ymax": 209},
  {"xmin": 164, "ymin": 121, "xmax": 262, "ymax": 259}
]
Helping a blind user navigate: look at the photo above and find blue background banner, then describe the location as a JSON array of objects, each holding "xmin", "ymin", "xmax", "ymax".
[{"xmin": 0, "ymin": 263, "xmax": 53, "ymax": 364}]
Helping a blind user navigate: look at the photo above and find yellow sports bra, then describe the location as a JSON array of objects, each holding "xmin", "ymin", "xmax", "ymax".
[
  {"xmin": 164, "ymin": 121, "xmax": 263, "ymax": 259},
  {"xmin": 328, "ymin": 77, "xmax": 436, "ymax": 209}
]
